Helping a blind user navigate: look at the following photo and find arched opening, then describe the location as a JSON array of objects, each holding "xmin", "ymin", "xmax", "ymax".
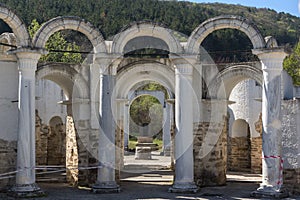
[
  {"xmin": 228, "ymin": 119, "xmax": 251, "ymax": 172},
  {"xmin": 48, "ymin": 116, "xmax": 66, "ymax": 165},
  {"xmin": 201, "ymin": 29, "xmax": 259, "ymax": 64},
  {"xmin": 35, "ymin": 79, "xmax": 70, "ymax": 183},
  {"xmin": 225, "ymin": 77, "xmax": 263, "ymax": 182},
  {"xmin": 228, "ymin": 79, "xmax": 263, "ymax": 175},
  {"xmin": 35, "ymin": 63, "xmax": 89, "ymax": 186},
  {"xmin": 117, "ymin": 79, "xmax": 174, "ymax": 186}
]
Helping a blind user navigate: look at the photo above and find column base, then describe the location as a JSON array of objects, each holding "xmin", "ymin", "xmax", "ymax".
[
  {"xmin": 251, "ymin": 185, "xmax": 289, "ymax": 199},
  {"xmin": 92, "ymin": 181, "xmax": 120, "ymax": 193},
  {"xmin": 163, "ymin": 146, "xmax": 171, "ymax": 156},
  {"xmin": 169, "ymin": 182, "xmax": 198, "ymax": 193},
  {"xmin": 8, "ymin": 183, "xmax": 46, "ymax": 198}
]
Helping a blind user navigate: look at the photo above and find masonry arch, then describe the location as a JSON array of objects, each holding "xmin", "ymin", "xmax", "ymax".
[
  {"xmin": 112, "ymin": 22, "xmax": 183, "ymax": 54},
  {"xmin": 36, "ymin": 63, "xmax": 89, "ymax": 99},
  {"xmin": 116, "ymin": 62, "xmax": 175, "ymax": 99},
  {"xmin": 207, "ymin": 64, "xmax": 263, "ymax": 99},
  {"xmin": 0, "ymin": 5, "xmax": 30, "ymax": 47},
  {"xmin": 33, "ymin": 16, "xmax": 106, "ymax": 53},
  {"xmin": 186, "ymin": 15, "xmax": 266, "ymax": 54}
]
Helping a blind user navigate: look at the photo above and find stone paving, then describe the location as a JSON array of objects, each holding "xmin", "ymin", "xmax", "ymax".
[{"xmin": 1, "ymin": 152, "xmax": 300, "ymax": 199}]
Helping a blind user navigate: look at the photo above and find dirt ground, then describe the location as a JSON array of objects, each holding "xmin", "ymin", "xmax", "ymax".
[{"xmin": 1, "ymin": 177, "xmax": 300, "ymax": 200}]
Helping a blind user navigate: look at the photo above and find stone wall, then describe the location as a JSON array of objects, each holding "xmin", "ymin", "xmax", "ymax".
[
  {"xmin": 47, "ymin": 117, "xmax": 66, "ymax": 165},
  {"xmin": 228, "ymin": 136, "xmax": 251, "ymax": 172},
  {"xmin": 66, "ymin": 116, "xmax": 79, "ymax": 185},
  {"xmin": 0, "ymin": 139, "xmax": 17, "ymax": 190},
  {"xmin": 251, "ymin": 113, "xmax": 262, "ymax": 174},
  {"xmin": 281, "ymin": 100, "xmax": 300, "ymax": 194},
  {"xmin": 283, "ymin": 169, "xmax": 300, "ymax": 194},
  {"xmin": 36, "ymin": 110, "xmax": 49, "ymax": 165},
  {"xmin": 193, "ymin": 116, "xmax": 227, "ymax": 186}
]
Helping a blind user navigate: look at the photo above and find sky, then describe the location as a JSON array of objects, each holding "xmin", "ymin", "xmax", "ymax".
[{"xmin": 183, "ymin": 0, "xmax": 300, "ymax": 17}]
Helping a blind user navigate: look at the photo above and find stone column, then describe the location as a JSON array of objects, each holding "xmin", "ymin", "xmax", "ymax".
[
  {"xmin": 251, "ymin": 48, "xmax": 288, "ymax": 198},
  {"xmin": 169, "ymin": 56, "xmax": 198, "ymax": 193},
  {"xmin": 93, "ymin": 54, "xmax": 120, "ymax": 193},
  {"xmin": 9, "ymin": 49, "xmax": 45, "ymax": 197},
  {"xmin": 163, "ymin": 102, "xmax": 171, "ymax": 156}
]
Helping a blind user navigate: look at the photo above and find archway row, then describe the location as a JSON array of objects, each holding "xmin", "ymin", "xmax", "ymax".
[{"xmin": 0, "ymin": 4, "xmax": 267, "ymax": 55}]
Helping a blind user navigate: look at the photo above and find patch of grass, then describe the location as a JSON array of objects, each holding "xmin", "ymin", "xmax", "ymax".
[
  {"xmin": 128, "ymin": 140, "xmax": 138, "ymax": 150},
  {"xmin": 153, "ymin": 138, "xmax": 163, "ymax": 151}
]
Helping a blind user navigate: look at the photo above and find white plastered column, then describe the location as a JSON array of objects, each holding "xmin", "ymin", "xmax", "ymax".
[
  {"xmin": 251, "ymin": 48, "xmax": 288, "ymax": 198},
  {"xmin": 169, "ymin": 55, "xmax": 198, "ymax": 193},
  {"xmin": 9, "ymin": 49, "xmax": 45, "ymax": 197},
  {"xmin": 92, "ymin": 54, "xmax": 121, "ymax": 193},
  {"xmin": 163, "ymin": 102, "xmax": 171, "ymax": 156},
  {"xmin": 123, "ymin": 102, "xmax": 129, "ymax": 150}
]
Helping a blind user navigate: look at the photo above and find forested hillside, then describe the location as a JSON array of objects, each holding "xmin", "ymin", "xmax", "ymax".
[
  {"xmin": 0, "ymin": 0, "xmax": 299, "ymax": 63},
  {"xmin": 0, "ymin": 0, "xmax": 299, "ymax": 43}
]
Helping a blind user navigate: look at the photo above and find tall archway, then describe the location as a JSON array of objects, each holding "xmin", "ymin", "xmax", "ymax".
[
  {"xmin": 36, "ymin": 63, "xmax": 90, "ymax": 185},
  {"xmin": 186, "ymin": 15, "xmax": 266, "ymax": 54}
]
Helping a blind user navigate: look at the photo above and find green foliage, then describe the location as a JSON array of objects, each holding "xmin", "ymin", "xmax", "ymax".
[
  {"xmin": 129, "ymin": 82, "xmax": 166, "ymax": 136},
  {"xmin": 1, "ymin": 0, "xmax": 299, "ymax": 63},
  {"xmin": 283, "ymin": 41, "xmax": 300, "ymax": 86},
  {"xmin": 28, "ymin": 19, "xmax": 83, "ymax": 63}
]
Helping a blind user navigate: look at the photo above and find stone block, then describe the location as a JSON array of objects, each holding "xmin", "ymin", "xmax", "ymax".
[{"xmin": 135, "ymin": 146, "xmax": 152, "ymax": 160}]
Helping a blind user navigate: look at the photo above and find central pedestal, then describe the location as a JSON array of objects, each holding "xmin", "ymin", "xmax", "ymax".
[
  {"xmin": 135, "ymin": 137, "xmax": 158, "ymax": 160},
  {"xmin": 8, "ymin": 183, "xmax": 45, "ymax": 198}
]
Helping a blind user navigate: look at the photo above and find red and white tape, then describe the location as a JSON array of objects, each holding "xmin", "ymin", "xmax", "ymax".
[{"xmin": 262, "ymin": 155, "xmax": 283, "ymax": 186}]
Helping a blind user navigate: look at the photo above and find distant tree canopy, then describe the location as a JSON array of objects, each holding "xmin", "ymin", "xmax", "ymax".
[
  {"xmin": 0, "ymin": 0, "xmax": 299, "ymax": 78},
  {"xmin": 0, "ymin": 0, "xmax": 299, "ymax": 44},
  {"xmin": 284, "ymin": 41, "xmax": 300, "ymax": 86}
]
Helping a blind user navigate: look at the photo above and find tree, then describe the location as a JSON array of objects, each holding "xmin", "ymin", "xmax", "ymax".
[
  {"xmin": 28, "ymin": 19, "xmax": 83, "ymax": 63},
  {"xmin": 283, "ymin": 41, "xmax": 300, "ymax": 86}
]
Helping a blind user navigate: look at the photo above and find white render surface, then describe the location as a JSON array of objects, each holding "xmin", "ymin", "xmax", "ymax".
[
  {"xmin": 229, "ymin": 79, "xmax": 262, "ymax": 138},
  {"xmin": 35, "ymin": 79, "xmax": 67, "ymax": 125},
  {"xmin": 0, "ymin": 61, "xmax": 19, "ymax": 141}
]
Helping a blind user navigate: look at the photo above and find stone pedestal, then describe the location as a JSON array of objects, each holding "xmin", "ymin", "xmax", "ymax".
[
  {"xmin": 251, "ymin": 48, "xmax": 288, "ymax": 198},
  {"xmin": 134, "ymin": 137, "xmax": 158, "ymax": 160},
  {"xmin": 135, "ymin": 147, "xmax": 152, "ymax": 160}
]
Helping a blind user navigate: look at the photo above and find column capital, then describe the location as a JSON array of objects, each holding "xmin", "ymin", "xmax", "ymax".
[
  {"xmin": 170, "ymin": 54, "xmax": 199, "ymax": 76},
  {"xmin": 94, "ymin": 53, "xmax": 122, "ymax": 75},
  {"xmin": 252, "ymin": 48, "xmax": 288, "ymax": 72},
  {"xmin": 9, "ymin": 48, "xmax": 46, "ymax": 72}
]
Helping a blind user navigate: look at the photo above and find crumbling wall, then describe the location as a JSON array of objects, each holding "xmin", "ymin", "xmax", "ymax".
[
  {"xmin": 0, "ymin": 139, "xmax": 17, "ymax": 190},
  {"xmin": 194, "ymin": 116, "xmax": 227, "ymax": 186},
  {"xmin": 251, "ymin": 113, "xmax": 262, "ymax": 174},
  {"xmin": 228, "ymin": 136, "xmax": 251, "ymax": 172}
]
